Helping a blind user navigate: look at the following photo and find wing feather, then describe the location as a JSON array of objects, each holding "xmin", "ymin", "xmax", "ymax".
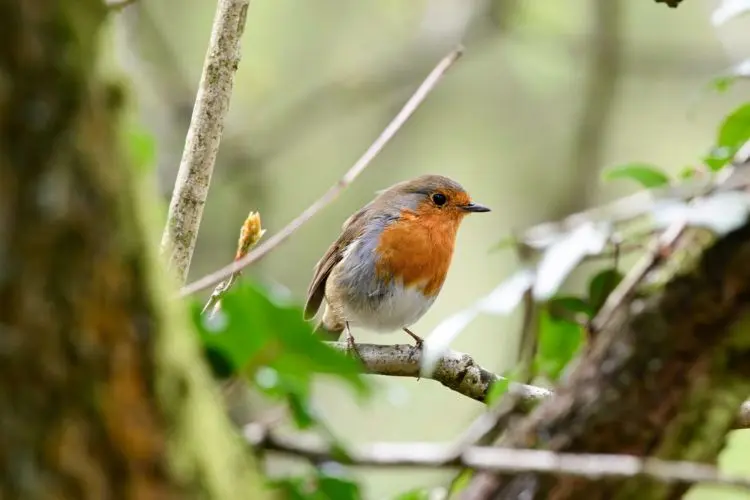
[{"xmin": 303, "ymin": 207, "xmax": 369, "ymax": 320}]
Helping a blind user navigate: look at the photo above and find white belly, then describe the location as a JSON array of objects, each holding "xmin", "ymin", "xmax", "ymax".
[{"xmin": 344, "ymin": 284, "xmax": 436, "ymax": 332}]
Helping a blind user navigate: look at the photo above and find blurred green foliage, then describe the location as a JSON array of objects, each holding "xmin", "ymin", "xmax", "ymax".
[
  {"xmin": 125, "ymin": 123, "xmax": 157, "ymax": 174},
  {"xmin": 602, "ymin": 162, "xmax": 672, "ymax": 188},
  {"xmin": 270, "ymin": 468, "xmax": 362, "ymax": 500},
  {"xmin": 705, "ymin": 102, "xmax": 750, "ymax": 171},
  {"xmin": 193, "ymin": 280, "xmax": 370, "ymax": 430}
]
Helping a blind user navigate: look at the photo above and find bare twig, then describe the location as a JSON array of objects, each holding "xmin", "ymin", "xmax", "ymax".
[
  {"xmin": 179, "ymin": 46, "xmax": 464, "ymax": 297},
  {"xmin": 515, "ymin": 289, "xmax": 539, "ymax": 383},
  {"xmin": 590, "ymin": 220, "xmax": 686, "ymax": 333},
  {"xmin": 160, "ymin": 0, "xmax": 250, "ymax": 285},
  {"xmin": 244, "ymin": 425, "xmax": 750, "ymax": 492},
  {"xmin": 519, "ymin": 161, "xmax": 750, "ymax": 252}
]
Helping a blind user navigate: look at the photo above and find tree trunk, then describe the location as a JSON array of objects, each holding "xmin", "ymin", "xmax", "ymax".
[
  {"xmin": 462, "ymin": 226, "xmax": 750, "ymax": 499},
  {"xmin": 0, "ymin": 2, "xmax": 264, "ymax": 498}
]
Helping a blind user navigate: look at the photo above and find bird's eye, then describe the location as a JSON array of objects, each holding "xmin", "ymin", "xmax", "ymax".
[{"xmin": 432, "ymin": 193, "xmax": 447, "ymax": 206}]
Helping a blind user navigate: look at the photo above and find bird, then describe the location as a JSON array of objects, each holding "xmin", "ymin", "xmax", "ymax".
[{"xmin": 303, "ymin": 174, "xmax": 490, "ymax": 352}]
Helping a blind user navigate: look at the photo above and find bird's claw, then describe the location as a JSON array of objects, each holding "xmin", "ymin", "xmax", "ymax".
[{"xmin": 344, "ymin": 331, "xmax": 363, "ymax": 363}]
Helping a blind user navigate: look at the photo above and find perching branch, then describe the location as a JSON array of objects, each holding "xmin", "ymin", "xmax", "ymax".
[
  {"xmin": 325, "ymin": 342, "xmax": 551, "ymax": 407},
  {"xmin": 179, "ymin": 46, "xmax": 464, "ymax": 297},
  {"xmin": 243, "ymin": 425, "xmax": 750, "ymax": 492},
  {"xmin": 160, "ymin": 0, "xmax": 250, "ymax": 285},
  {"xmin": 323, "ymin": 342, "xmax": 750, "ymax": 430}
]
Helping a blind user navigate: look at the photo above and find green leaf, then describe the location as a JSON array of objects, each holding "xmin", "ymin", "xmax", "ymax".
[
  {"xmin": 202, "ymin": 346, "xmax": 235, "ymax": 380},
  {"xmin": 126, "ymin": 126, "xmax": 156, "ymax": 173},
  {"xmin": 193, "ymin": 280, "xmax": 371, "ymax": 432},
  {"xmin": 717, "ymin": 103, "xmax": 750, "ymax": 148},
  {"xmin": 704, "ymin": 146, "xmax": 735, "ymax": 171},
  {"xmin": 268, "ymin": 477, "xmax": 309, "ymax": 500},
  {"xmin": 317, "ymin": 470, "xmax": 360, "ymax": 500},
  {"xmin": 710, "ymin": 74, "xmax": 737, "ymax": 94},
  {"xmin": 486, "ymin": 377, "xmax": 511, "ymax": 406},
  {"xmin": 448, "ymin": 469, "xmax": 475, "ymax": 496},
  {"xmin": 706, "ymin": 103, "xmax": 750, "ymax": 171},
  {"xmin": 287, "ymin": 391, "xmax": 316, "ymax": 429},
  {"xmin": 547, "ymin": 295, "xmax": 593, "ymax": 320},
  {"xmin": 677, "ymin": 165, "xmax": 698, "ymax": 179},
  {"xmin": 536, "ymin": 309, "xmax": 584, "ymax": 381},
  {"xmin": 588, "ymin": 268, "xmax": 624, "ymax": 314},
  {"xmin": 192, "ymin": 301, "xmax": 265, "ymax": 374},
  {"xmin": 393, "ymin": 489, "xmax": 431, "ymax": 500},
  {"xmin": 601, "ymin": 163, "xmax": 671, "ymax": 189},
  {"xmin": 196, "ymin": 280, "xmax": 369, "ymax": 396}
]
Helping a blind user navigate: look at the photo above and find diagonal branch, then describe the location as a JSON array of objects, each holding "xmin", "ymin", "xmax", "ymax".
[
  {"xmin": 160, "ymin": 0, "xmax": 250, "ymax": 285},
  {"xmin": 179, "ymin": 46, "xmax": 464, "ymax": 297}
]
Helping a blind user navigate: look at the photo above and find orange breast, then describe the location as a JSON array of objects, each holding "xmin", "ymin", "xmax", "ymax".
[{"xmin": 374, "ymin": 210, "xmax": 461, "ymax": 297}]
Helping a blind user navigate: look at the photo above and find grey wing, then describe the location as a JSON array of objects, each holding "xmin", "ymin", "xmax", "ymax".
[{"xmin": 303, "ymin": 208, "xmax": 369, "ymax": 320}]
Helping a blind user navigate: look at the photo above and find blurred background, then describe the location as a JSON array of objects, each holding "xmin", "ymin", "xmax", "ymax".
[{"xmin": 108, "ymin": 0, "xmax": 750, "ymax": 498}]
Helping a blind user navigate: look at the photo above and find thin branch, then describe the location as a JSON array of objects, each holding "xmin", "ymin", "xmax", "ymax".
[
  {"xmin": 179, "ymin": 46, "xmax": 464, "ymax": 297},
  {"xmin": 243, "ymin": 425, "xmax": 750, "ymax": 492},
  {"xmin": 519, "ymin": 161, "xmax": 750, "ymax": 252},
  {"xmin": 322, "ymin": 341, "xmax": 750, "ymax": 430},
  {"xmin": 160, "ymin": 0, "xmax": 250, "ymax": 285},
  {"xmin": 325, "ymin": 341, "xmax": 550, "ymax": 406},
  {"xmin": 590, "ymin": 220, "xmax": 686, "ymax": 334}
]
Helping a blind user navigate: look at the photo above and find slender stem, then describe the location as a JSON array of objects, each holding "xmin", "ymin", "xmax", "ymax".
[{"xmin": 160, "ymin": 0, "xmax": 250, "ymax": 285}]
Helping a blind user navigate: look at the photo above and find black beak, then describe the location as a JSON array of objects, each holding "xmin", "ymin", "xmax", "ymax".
[{"xmin": 460, "ymin": 202, "xmax": 490, "ymax": 213}]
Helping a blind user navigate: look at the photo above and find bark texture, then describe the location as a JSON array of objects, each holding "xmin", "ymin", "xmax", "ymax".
[
  {"xmin": 0, "ymin": 3, "xmax": 264, "ymax": 499},
  {"xmin": 462, "ymin": 224, "xmax": 750, "ymax": 499},
  {"xmin": 160, "ymin": 0, "xmax": 250, "ymax": 285}
]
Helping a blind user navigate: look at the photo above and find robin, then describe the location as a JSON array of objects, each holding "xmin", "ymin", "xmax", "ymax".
[{"xmin": 303, "ymin": 174, "xmax": 490, "ymax": 351}]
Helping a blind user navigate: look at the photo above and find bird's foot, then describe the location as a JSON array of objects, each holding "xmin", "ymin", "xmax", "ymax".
[
  {"xmin": 344, "ymin": 325, "xmax": 363, "ymax": 363},
  {"xmin": 403, "ymin": 327, "xmax": 424, "ymax": 381},
  {"xmin": 403, "ymin": 327, "xmax": 424, "ymax": 350}
]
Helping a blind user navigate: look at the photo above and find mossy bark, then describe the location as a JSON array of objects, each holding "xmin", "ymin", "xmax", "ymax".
[
  {"xmin": 463, "ymin": 224, "xmax": 750, "ymax": 500},
  {"xmin": 0, "ymin": 2, "xmax": 265, "ymax": 498}
]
